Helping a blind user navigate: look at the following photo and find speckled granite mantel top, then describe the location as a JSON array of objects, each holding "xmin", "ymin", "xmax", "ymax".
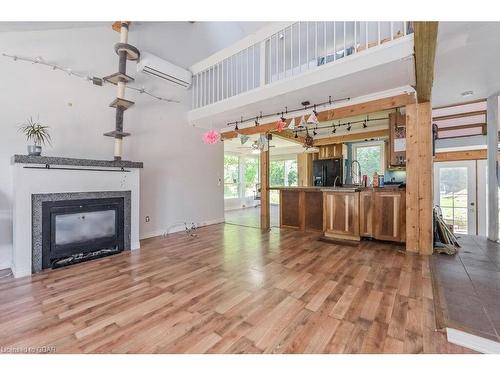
[{"xmin": 12, "ymin": 155, "xmax": 143, "ymax": 168}]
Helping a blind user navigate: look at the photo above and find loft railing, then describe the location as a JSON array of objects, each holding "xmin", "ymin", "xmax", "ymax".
[{"xmin": 191, "ymin": 21, "xmax": 413, "ymax": 110}]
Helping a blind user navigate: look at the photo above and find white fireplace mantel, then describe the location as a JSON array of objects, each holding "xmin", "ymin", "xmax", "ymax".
[{"xmin": 11, "ymin": 156, "xmax": 142, "ymax": 278}]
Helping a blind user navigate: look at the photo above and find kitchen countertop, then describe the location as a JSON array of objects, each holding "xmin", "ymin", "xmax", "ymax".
[{"xmin": 270, "ymin": 185, "xmax": 405, "ymax": 192}]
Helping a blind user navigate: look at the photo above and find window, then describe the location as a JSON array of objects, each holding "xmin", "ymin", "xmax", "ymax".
[
  {"xmin": 269, "ymin": 158, "xmax": 298, "ymax": 204},
  {"xmin": 270, "ymin": 159, "xmax": 298, "ymax": 187},
  {"xmin": 244, "ymin": 157, "xmax": 259, "ymax": 197},
  {"xmin": 438, "ymin": 167, "xmax": 468, "ymax": 233},
  {"xmin": 224, "ymin": 155, "xmax": 240, "ymax": 199},
  {"xmin": 224, "ymin": 154, "xmax": 260, "ymax": 200},
  {"xmin": 353, "ymin": 142, "xmax": 384, "ymax": 182}
]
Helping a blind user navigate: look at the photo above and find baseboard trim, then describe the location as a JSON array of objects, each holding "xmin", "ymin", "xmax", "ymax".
[
  {"xmin": 11, "ymin": 264, "xmax": 31, "ymax": 279},
  {"xmin": 447, "ymin": 327, "xmax": 500, "ymax": 354},
  {"xmin": 140, "ymin": 218, "xmax": 225, "ymax": 240}
]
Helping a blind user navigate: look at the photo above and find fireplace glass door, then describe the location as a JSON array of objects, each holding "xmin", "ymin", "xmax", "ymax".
[{"xmin": 55, "ymin": 210, "xmax": 116, "ymax": 245}]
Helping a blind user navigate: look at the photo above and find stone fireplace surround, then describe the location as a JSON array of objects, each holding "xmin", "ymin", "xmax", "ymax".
[
  {"xmin": 11, "ymin": 155, "xmax": 142, "ymax": 277},
  {"xmin": 31, "ymin": 191, "xmax": 131, "ymax": 273}
]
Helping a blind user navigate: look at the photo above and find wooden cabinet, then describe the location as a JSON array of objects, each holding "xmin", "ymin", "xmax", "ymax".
[
  {"xmin": 373, "ymin": 190, "xmax": 406, "ymax": 242},
  {"xmin": 279, "ymin": 189, "xmax": 323, "ymax": 232},
  {"xmin": 323, "ymin": 191, "xmax": 360, "ymax": 241},
  {"xmin": 358, "ymin": 188, "xmax": 406, "ymax": 242},
  {"xmin": 359, "ymin": 190, "xmax": 374, "ymax": 237}
]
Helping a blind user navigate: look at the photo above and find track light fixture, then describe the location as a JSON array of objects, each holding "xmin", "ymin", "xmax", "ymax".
[
  {"xmin": 313, "ymin": 128, "xmax": 317, "ymax": 136},
  {"xmin": 363, "ymin": 120, "xmax": 367, "ymax": 128},
  {"xmin": 294, "ymin": 132, "xmax": 298, "ymax": 138},
  {"xmin": 225, "ymin": 95, "xmax": 350, "ymax": 129},
  {"xmin": 332, "ymin": 126, "xmax": 336, "ymax": 134},
  {"xmin": 235, "ymin": 122, "xmax": 239, "ymax": 131},
  {"xmin": 254, "ymin": 117, "xmax": 259, "ymax": 126},
  {"xmin": 347, "ymin": 122, "xmax": 352, "ymax": 131}
]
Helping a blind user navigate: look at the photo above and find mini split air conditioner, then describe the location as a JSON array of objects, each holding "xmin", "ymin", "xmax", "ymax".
[{"xmin": 137, "ymin": 52, "xmax": 192, "ymax": 88}]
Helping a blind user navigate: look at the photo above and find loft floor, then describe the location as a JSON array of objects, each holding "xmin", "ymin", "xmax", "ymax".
[{"xmin": 0, "ymin": 224, "xmax": 473, "ymax": 353}]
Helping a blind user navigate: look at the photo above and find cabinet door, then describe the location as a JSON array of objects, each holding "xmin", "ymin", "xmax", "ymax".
[
  {"xmin": 359, "ymin": 191, "xmax": 374, "ymax": 237},
  {"xmin": 373, "ymin": 191, "xmax": 405, "ymax": 242},
  {"xmin": 323, "ymin": 192, "xmax": 360, "ymax": 241}
]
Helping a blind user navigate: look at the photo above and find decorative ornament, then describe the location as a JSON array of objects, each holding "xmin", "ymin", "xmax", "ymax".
[
  {"xmin": 298, "ymin": 115, "xmax": 307, "ymax": 128},
  {"xmin": 307, "ymin": 112, "xmax": 319, "ymax": 125},
  {"xmin": 276, "ymin": 118, "xmax": 287, "ymax": 132},
  {"xmin": 287, "ymin": 118, "xmax": 296, "ymax": 130},
  {"xmin": 202, "ymin": 130, "xmax": 220, "ymax": 144},
  {"xmin": 240, "ymin": 134, "xmax": 250, "ymax": 145},
  {"xmin": 303, "ymin": 129, "xmax": 314, "ymax": 149},
  {"xmin": 257, "ymin": 134, "xmax": 269, "ymax": 151}
]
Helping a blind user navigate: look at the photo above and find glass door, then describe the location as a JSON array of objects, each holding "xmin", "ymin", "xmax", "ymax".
[{"xmin": 433, "ymin": 161, "xmax": 477, "ymax": 234}]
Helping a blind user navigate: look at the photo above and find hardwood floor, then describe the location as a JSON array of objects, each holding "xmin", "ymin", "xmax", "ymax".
[{"xmin": 0, "ymin": 224, "xmax": 474, "ymax": 353}]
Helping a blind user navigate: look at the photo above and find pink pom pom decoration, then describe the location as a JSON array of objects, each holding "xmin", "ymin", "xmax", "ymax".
[
  {"xmin": 276, "ymin": 119, "xmax": 287, "ymax": 132},
  {"xmin": 202, "ymin": 130, "xmax": 220, "ymax": 144}
]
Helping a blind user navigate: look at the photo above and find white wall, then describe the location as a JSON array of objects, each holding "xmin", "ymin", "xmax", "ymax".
[{"xmin": 0, "ymin": 26, "xmax": 224, "ymax": 269}]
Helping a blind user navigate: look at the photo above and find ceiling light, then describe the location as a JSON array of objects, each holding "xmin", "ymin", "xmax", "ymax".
[
  {"xmin": 461, "ymin": 90, "xmax": 474, "ymax": 97},
  {"xmin": 294, "ymin": 132, "xmax": 298, "ymax": 138},
  {"xmin": 235, "ymin": 122, "xmax": 239, "ymax": 131},
  {"xmin": 363, "ymin": 120, "xmax": 367, "ymax": 128},
  {"xmin": 347, "ymin": 122, "xmax": 352, "ymax": 131},
  {"xmin": 332, "ymin": 126, "xmax": 336, "ymax": 134}
]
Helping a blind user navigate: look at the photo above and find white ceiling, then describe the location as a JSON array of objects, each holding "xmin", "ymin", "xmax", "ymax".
[
  {"xmin": 432, "ymin": 22, "xmax": 500, "ymax": 107},
  {"xmin": 0, "ymin": 21, "xmax": 270, "ymax": 69}
]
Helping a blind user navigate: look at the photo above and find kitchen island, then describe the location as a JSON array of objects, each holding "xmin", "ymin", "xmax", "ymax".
[{"xmin": 272, "ymin": 185, "xmax": 406, "ymax": 243}]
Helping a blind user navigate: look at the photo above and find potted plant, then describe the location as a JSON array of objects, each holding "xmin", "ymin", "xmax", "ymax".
[{"xmin": 19, "ymin": 117, "xmax": 51, "ymax": 156}]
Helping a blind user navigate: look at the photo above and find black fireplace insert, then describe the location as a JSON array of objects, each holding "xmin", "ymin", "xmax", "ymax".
[{"xmin": 41, "ymin": 197, "xmax": 125, "ymax": 269}]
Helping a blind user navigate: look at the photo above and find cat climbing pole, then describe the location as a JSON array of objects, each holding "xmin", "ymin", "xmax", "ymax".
[{"xmin": 103, "ymin": 22, "xmax": 140, "ymax": 161}]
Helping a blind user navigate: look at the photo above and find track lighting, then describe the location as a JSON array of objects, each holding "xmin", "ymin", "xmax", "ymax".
[
  {"xmin": 347, "ymin": 122, "xmax": 352, "ymax": 131},
  {"xmin": 363, "ymin": 120, "xmax": 367, "ymax": 128},
  {"xmin": 255, "ymin": 117, "xmax": 259, "ymax": 126},
  {"xmin": 332, "ymin": 126, "xmax": 336, "ymax": 134},
  {"xmin": 313, "ymin": 128, "xmax": 317, "ymax": 136},
  {"xmin": 235, "ymin": 122, "xmax": 239, "ymax": 131},
  {"xmin": 294, "ymin": 132, "xmax": 298, "ymax": 138}
]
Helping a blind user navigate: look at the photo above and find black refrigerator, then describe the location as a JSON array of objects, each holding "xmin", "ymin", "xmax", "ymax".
[{"xmin": 313, "ymin": 158, "xmax": 343, "ymax": 186}]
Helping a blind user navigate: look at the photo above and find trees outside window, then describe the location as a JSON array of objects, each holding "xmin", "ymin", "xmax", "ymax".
[
  {"xmin": 224, "ymin": 154, "xmax": 260, "ymax": 200},
  {"xmin": 353, "ymin": 143, "xmax": 384, "ymax": 181},
  {"xmin": 224, "ymin": 155, "xmax": 240, "ymax": 199}
]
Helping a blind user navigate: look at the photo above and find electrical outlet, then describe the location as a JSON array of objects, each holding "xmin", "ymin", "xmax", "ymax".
[{"xmin": 145, "ymin": 216, "xmax": 150, "ymax": 223}]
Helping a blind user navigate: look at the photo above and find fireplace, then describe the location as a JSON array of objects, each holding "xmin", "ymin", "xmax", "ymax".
[
  {"xmin": 41, "ymin": 197, "xmax": 125, "ymax": 269},
  {"xmin": 31, "ymin": 191, "xmax": 132, "ymax": 273}
]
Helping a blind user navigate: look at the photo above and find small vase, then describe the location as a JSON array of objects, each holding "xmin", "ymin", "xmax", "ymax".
[{"xmin": 27, "ymin": 145, "xmax": 42, "ymax": 156}]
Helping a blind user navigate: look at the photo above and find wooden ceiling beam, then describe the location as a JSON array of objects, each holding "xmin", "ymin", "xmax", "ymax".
[
  {"xmin": 271, "ymin": 130, "xmax": 305, "ymax": 145},
  {"xmin": 312, "ymin": 129, "xmax": 389, "ymax": 146},
  {"xmin": 221, "ymin": 93, "xmax": 414, "ymax": 140},
  {"xmin": 413, "ymin": 22, "xmax": 439, "ymax": 103}
]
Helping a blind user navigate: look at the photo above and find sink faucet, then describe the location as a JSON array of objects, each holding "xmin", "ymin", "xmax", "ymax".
[
  {"xmin": 333, "ymin": 175, "xmax": 341, "ymax": 187},
  {"xmin": 351, "ymin": 160, "xmax": 362, "ymax": 186}
]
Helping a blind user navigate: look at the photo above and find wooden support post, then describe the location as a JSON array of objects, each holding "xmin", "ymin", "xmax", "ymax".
[
  {"xmin": 487, "ymin": 95, "xmax": 499, "ymax": 241},
  {"xmin": 406, "ymin": 102, "xmax": 433, "ymax": 254},
  {"xmin": 260, "ymin": 148, "xmax": 270, "ymax": 230},
  {"xmin": 417, "ymin": 102, "xmax": 433, "ymax": 254},
  {"xmin": 406, "ymin": 103, "xmax": 419, "ymax": 253},
  {"xmin": 297, "ymin": 153, "xmax": 313, "ymax": 187}
]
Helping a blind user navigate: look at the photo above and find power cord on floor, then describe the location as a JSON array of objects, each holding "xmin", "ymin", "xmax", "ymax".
[{"xmin": 0, "ymin": 270, "xmax": 13, "ymax": 279}]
